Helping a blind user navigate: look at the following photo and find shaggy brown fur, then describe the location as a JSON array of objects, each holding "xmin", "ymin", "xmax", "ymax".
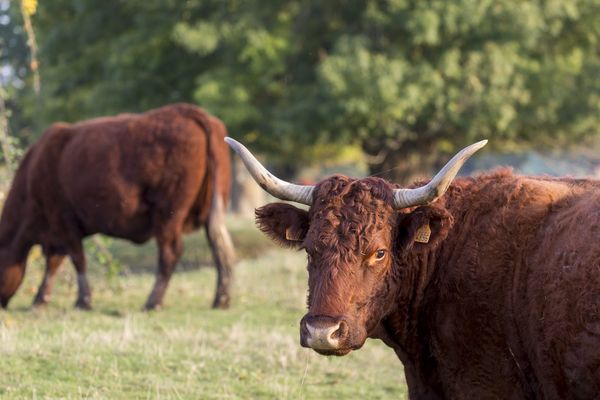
[
  {"xmin": 0, "ymin": 103, "xmax": 235, "ymax": 310},
  {"xmin": 256, "ymin": 168, "xmax": 600, "ymax": 399}
]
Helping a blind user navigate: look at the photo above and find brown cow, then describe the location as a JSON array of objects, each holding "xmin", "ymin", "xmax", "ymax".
[
  {"xmin": 0, "ymin": 103, "xmax": 235, "ymax": 310},
  {"xmin": 227, "ymin": 137, "xmax": 600, "ymax": 399}
]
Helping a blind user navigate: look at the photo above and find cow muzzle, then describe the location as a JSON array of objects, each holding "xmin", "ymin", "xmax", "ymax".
[{"xmin": 300, "ymin": 315, "xmax": 354, "ymax": 356}]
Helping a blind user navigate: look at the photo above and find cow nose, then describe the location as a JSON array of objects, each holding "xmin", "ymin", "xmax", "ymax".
[{"xmin": 301, "ymin": 316, "xmax": 347, "ymax": 350}]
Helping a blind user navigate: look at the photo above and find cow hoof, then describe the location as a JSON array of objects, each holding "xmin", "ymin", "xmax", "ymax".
[
  {"xmin": 32, "ymin": 293, "xmax": 49, "ymax": 307},
  {"xmin": 212, "ymin": 296, "xmax": 230, "ymax": 309},
  {"xmin": 143, "ymin": 303, "xmax": 162, "ymax": 312},
  {"xmin": 75, "ymin": 300, "xmax": 92, "ymax": 310},
  {"xmin": 32, "ymin": 298, "xmax": 48, "ymax": 308}
]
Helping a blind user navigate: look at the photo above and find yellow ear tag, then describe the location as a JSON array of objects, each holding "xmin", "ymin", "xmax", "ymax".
[
  {"xmin": 285, "ymin": 227, "xmax": 303, "ymax": 241},
  {"xmin": 415, "ymin": 223, "xmax": 431, "ymax": 244}
]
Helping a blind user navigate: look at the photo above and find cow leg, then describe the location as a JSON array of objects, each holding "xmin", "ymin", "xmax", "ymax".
[
  {"xmin": 32, "ymin": 254, "xmax": 65, "ymax": 306},
  {"xmin": 70, "ymin": 243, "xmax": 92, "ymax": 310},
  {"xmin": 206, "ymin": 194, "xmax": 235, "ymax": 309},
  {"xmin": 144, "ymin": 231, "xmax": 183, "ymax": 310}
]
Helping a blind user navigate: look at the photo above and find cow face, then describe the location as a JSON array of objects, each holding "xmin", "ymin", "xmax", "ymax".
[
  {"xmin": 225, "ymin": 137, "xmax": 483, "ymax": 356},
  {"xmin": 256, "ymin": 175, "xmax": 452, "ymax": 356}
]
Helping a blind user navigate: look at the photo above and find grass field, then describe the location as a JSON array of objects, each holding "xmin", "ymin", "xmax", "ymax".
[{"xmin": 0, "ymin": 218, "xmax": 407, "ymax": 399}]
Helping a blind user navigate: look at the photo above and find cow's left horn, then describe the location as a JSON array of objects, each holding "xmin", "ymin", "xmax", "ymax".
[
  {"xmin": 393, "ymin": 140, "xmax": 487, "ymax": 209},
  {"xmin": 224, "ymin": 137, "xmax": 315, "ymax": 205}
]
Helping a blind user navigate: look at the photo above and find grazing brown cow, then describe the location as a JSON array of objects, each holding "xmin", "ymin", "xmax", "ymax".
[
  {"xmin": 227, "ymin": 137, "xmax": 600, "ymax": 399},
  {"xmin": 0, "ymin": 103, "xmax": 235, "ymax": 310}
]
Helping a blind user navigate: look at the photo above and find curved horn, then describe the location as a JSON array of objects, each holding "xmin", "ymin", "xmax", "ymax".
[
  {"xmin": 224, "ymin": 137, "xmax": 315, "ymax": 205},
  {"xmin": 393, "ymin": 140, "xmax": 488, "ymax": 209}
]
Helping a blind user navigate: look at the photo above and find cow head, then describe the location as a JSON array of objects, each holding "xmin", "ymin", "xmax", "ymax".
[
  {"xmin": 226, "ymin": 138, "xmax": 486, "ymax": 356},
  {"xmin": 0, "ymin": 249, "xmax": 28, "ymax": 308}
]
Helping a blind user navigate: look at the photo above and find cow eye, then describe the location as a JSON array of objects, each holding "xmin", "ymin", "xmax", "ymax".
[{"xmin": 375, "ymin": 249, "xmax": 386, "ymax": 260}]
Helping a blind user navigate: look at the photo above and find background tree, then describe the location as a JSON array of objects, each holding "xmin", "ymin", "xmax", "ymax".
[
  {"xmin": 172, "ymin": 0, "xmax": 600, "ymax": 182},
  {"xmin": 13, "ymin": 0, "xmax": 199, "ymax": 135},
  {"xmin": 5, "ymin": 0, "xmax": 600, "ymax": 182},
  {"xmin": 0, "ymin": 0, "xmax": 30, "ymax": 154}
]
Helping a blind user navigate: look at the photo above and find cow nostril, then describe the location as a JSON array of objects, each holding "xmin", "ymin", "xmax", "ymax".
[
  {"xmin": 302, "ymin": 316, "xmax": 352, "ymax": 351},
  {"xmin": 331, "ymin": 320, "xmax": 347, "ymax": 340}
]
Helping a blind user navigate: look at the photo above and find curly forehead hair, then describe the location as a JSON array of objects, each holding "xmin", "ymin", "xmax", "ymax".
[{"xmin": 306, "ymin": 175, "xmax": 395, "ymax": 260}]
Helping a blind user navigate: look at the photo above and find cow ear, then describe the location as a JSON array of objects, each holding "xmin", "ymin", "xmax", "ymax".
[
  {"xmin": 255, "ymin": 203, "xmax": 310, "ymax": 249},
  {"xmin": 395, "ymin": 205, "xmax": 454, "ymax": 253}
]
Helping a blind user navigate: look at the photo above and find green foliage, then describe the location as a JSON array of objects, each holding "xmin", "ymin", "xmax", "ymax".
[
  {"xmin": 172, "ymin": 0, "xmax": 600, "ymax": 178},
  {"xmin": 0, "ymin": 1, "xmax": 29, "ymax": 91},
  {"xmin": 84, "ymin": 236, "xmax": 123, "ymax": 288},
  {"xmin": 0, "ymin": 0, "xmax": 33, "ymax": 145},
  {"xmin": 13, "ymin": 0, "xmax": 202, "ymax": 132},
  {"xmin": 5, "ymin": 0, "xmax": 600, "ymax": 179}
]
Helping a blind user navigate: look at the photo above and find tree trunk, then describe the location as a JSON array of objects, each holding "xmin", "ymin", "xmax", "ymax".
[
  {"xmin": 230, "ymin": 156, "xmax": 266, "ymax": 218},
  {"xmin": 364, "ymin": 139, "xmax": 439, "ymax": 186}
]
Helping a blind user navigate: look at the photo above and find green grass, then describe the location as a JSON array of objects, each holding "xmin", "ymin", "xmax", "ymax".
[{"xmin": 0, "ymin": 220, "xmax": 407, "ymax": 399}]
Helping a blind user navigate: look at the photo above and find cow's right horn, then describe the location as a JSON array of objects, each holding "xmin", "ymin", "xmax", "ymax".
[
  {"xmin": 225, "ymin": 137, "xmax": 315, "ymax": 205},
  {"xmin": 393, "ymin": 140, "xmax": 487, "ymax": 209}
]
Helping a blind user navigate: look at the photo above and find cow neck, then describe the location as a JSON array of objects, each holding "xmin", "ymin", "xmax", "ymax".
[
  {"xmin": 379, "ymin": 241, "xmax": 443, "ymax": 360},
  {"xmin": 0, "ymin": 184, "xmax": 36, "ymax": 264},
  {"xmin": 0, "ymin": 147, "xmax": 34, "ymax": 247},
  {"xmin": 0, "ymin": 219, "xmax": 34, "ymax": 267}
]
